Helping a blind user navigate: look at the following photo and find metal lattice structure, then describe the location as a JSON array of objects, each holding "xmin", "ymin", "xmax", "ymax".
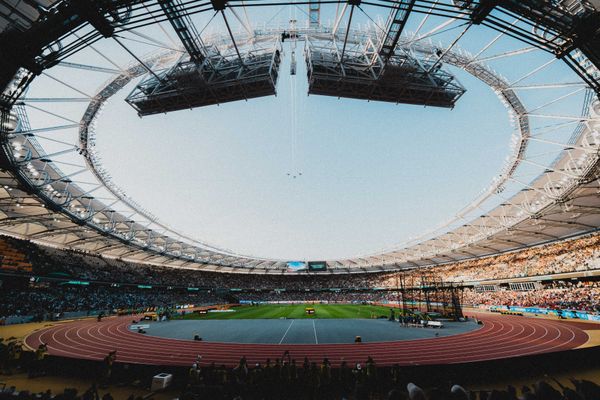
[
  {"xmin": 125, "ymin": 0, "xmax": 283, "ymax": 115},
  {"xmin": 306, "ymin": 30, "xmax": 466, "ymax": 107},
  {"xmin": 1, "ymin": 0, "xmax": 600, "ymax": 274},
  {"xmin": 125, "ymin": 35, "xmax": 282, "ymax": 115}
]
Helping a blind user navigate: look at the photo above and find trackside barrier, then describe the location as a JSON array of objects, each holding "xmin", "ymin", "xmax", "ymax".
[
  {"xmin": 488, "ymin": 306, "xmax": 600, "ymax": 321},
  {"xmin": 490, "ymin": 309, "xmax": 524, "ymax": 316},
  {"xmin": 1, "ymin": 310, "xmax": 108, "ymax": 325},
  {"xmin": 2, "ymin": 315, "xmax": 33, "ymax": 325}
]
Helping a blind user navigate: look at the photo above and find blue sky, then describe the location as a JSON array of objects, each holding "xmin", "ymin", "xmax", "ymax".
[{"xmin": 95, "ymin": 47, "xmax": 511, "ymax": 259}]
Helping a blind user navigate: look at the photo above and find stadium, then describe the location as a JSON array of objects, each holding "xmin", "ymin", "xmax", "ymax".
[{"xmin": 1, "ymin": 0, "xmax": 600, "ymax": 398}]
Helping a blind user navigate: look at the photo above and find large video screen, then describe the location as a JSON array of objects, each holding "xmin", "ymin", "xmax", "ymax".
[
  {"xmin": 287, "ymin": 261, "xmax": 306, "ymax": 271},
  {"xmin": 308, "ymin": 261, "xmax": 327, "ymax": 271}
]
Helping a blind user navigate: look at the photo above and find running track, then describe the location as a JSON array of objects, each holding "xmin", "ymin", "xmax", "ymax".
[{"xmin": 24, "ymin": 313, "xmax": 591, "ymax": 367}]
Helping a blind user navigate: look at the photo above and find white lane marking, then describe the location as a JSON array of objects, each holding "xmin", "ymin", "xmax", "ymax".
[
  {"xmin": 312, "ymin": 320, "xmax": 318, "ymax": 344},
  {"xmin": 279, "ymin": 320, "xmax": 295, "ymax": 344}
]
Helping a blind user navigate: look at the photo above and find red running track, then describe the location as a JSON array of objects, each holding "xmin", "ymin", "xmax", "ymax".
[{"xmin": 24, "ymin": 313, "xmax": 590, "ymax": 367}]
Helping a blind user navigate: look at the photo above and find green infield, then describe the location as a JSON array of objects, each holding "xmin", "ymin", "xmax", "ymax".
[{"xmin": 177, "ymin": 303, "xmax": 398, "ymax": 320}]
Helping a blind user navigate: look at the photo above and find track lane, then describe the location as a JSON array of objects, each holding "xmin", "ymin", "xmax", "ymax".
[{"xmin": 24, "ymin": 313, "xmax": 590, "ymax": 367}]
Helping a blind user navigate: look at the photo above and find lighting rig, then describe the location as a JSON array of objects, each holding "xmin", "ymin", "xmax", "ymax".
[
  {"xmin": 306, "ymin": 0, "xmax": 466, "ymax": 107},
  {"xmin": 127, "ymin": 0, "xmax": 466, "ymax": 113},
  {"xmin": 125, "ymin": 0, "xmax": 283, "ymax": 115}
]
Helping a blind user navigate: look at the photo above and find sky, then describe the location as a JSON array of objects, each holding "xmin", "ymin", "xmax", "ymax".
[
  {"xmin": 24, "ymin": 3, "xmax": 588, "ymax": 261},
  {"xmin": 95, "ymin": 44, "xmax": 510, "ymax": 259}
]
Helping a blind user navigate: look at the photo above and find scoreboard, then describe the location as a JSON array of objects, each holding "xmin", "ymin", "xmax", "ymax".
[{"xmin": 308, "ymin": 261, "xmax": 327, "ymax": 271}]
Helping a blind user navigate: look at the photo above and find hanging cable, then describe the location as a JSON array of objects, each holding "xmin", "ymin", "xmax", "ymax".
[{"xmin": 286, "ymin": 2, "xmax": 299, "ymax": 178}]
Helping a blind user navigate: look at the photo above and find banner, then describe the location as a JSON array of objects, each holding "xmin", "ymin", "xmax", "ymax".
[{"xmin": 489, "ymin": 305, "xmax": 600, "ymax": 321}]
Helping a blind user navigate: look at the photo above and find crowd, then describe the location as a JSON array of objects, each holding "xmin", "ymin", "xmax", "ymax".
[
  {"xmin": 235, "ymin": 291, "xmax": 394, "ymax": 303},
  {"xmin": 403, "ymin": 233, "xmax": 600, "ymax": 284},
  {"xmin": 462, "ymin": 281, "xmax": 600, "ymax": 312},
  {"xmin": 0, "ymin": 385, "xmax": 142, "ymax": 400},
  {"xmin": 2, "ymin": 231, "xmax": 600, "ymax": 291},
  {"xmin": 0, "ymin": 285, "xmax": 226, "ymax": 320},
  {"xmin": 3, "ymin": 231, "xmax": 600, "ymax": 291},
  {"xmin": 176, "ymin": 355, "xmax": 600, "ymax": 400},
  {"xmin": 7, "ymin": 351, "xmax": 598, "ymax": 400},
  {"xmin": 2, "ymin": 279, "xmax": 600, "ymax": 321},
  {"xmin": 1, "ymin": 236, "xmax": 396, "ymax": 290},
  {"xmin": 6, "ymin": 334, "xmax": 600, "ymax": 399},
  {"xmin": 0, "ymin": 282, "xmax": 597, "ymax": 323},
  {"xmin": 1, "ymin": 235, "xmax": 600, "ymax": 398},
  {"xmin": 0, "ymin": 230, "xmax": 600, "ymax": 320},
  {"xmin": 3, "ymin": 359, "xmax": 600, "ymax": 400}
]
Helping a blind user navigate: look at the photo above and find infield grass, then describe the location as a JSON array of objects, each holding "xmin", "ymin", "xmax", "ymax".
[{"xmin": 177, "ymin": 304, "xmax": 395, "ymax": 320}]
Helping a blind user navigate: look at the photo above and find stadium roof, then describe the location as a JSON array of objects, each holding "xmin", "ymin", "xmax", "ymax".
[{"xmin": 1, "ymin": 0, "xmax": 600, "ymax": 274}]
